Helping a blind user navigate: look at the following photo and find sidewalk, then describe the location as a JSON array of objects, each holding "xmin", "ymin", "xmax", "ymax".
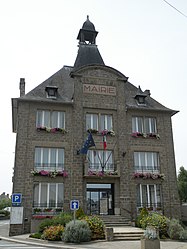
[
  {"xmin": 1, "ymin": 232, "xmax": 187, "ymax": 249},
  {"xmin": 0, "ymin": 221, "xmax": 187, "ymax": 249}
]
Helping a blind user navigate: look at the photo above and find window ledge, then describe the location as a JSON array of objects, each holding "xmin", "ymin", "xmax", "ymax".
[
  {"xmin": 132, "ymin": 172, "xmax": 165, "ymax": 180},
  {"xmin": 36, "ymin": 126, "xmax": 67, "ymax": 134},
  {"xmin": 131, "ymin": 132, "xmax": 160, "ymax": 139},
  {"xmin": 87, "ymin": 129, "xmax": 115, "ymax": 136}
]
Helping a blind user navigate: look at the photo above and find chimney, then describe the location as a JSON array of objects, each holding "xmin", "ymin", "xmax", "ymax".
[{"xmin": 19, "ymin": 78, "xmax": 25, "ymax": 97}]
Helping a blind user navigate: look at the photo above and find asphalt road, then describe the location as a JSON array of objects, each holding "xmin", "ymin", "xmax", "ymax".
[
  {"xmin": 0, "ymin": 240, "xmax": 51, "ymax": 249},
  {"xmin": 0, "ymin": 219, "xmax": 9, "ymax": 237}
]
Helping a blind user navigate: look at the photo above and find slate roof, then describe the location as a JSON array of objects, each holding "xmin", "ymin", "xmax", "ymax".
[
  {"xmin": 15, "ymin": 63, "xmax": 177, "ymax": 115},
  {"xmin": 123, "ymin": 80, "xmax": 178, "ymax": 115},
  {"xmin": 20, "ymin": 66, "xmax": 74, "ymax": 104},
  {"xmin": 73, "ymin": 44, "xmax": 104, "ymax": 70}
]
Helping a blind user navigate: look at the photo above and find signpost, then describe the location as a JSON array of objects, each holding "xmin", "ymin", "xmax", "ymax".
[
  {"xmin": 12, "ymin": 193, "xmax": 22, "ymax": 206},
  {"xmin": 11, "ymin": 193, "xmax": 23, "ymax": 225},
  {"xmin": 70, "ymin": 200, "xmax": 79, "ymax": 224}
]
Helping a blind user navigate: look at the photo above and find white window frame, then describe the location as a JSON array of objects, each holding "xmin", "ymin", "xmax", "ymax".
[
  {"xmin": 34, "ymin": 147, "xmax": 64, "ymax": 171},
  {"xmin": 137, "ymin": 184, "xmax": 161, "ymax": 209},
  {"xmin": 87, "ymin": 150, "xmax": 114, "ymax": 171},
  {"xmin": 134, "ymin": 152, "xmax": 159, "ymax": 173},
  {"xmin": 33, "ymin": 182, "xmax": 64, "ymax": 208},
  {"xmin": 132, "ymin": 116, "xmax": 157, "ymax": 133},
  {"xmin": 36, "ymin": 110, "xmax": 65, "ymax": 129},
  {"xmin": 86, "ymin": 113, "xmax": 113, "ymax": 131}
]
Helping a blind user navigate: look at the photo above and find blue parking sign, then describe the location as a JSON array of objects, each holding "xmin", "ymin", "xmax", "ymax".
[
  {"xmin": 12, "ymin": 193, "xmax": 22, "ymax": 204},
  {"xmin": 70, "ymin": 200, "xmax": 79, "ymax": 210}
]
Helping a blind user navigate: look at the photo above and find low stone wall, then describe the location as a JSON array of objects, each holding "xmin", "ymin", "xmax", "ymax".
[{"xmin": 105, "ymin": 227, "xmax": 113, "ymax": 241}]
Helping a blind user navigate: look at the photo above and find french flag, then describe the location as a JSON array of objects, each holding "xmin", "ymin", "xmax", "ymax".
[{"xmin": 103, "ymin": 135, "xmax": 107, "ymax": 150}]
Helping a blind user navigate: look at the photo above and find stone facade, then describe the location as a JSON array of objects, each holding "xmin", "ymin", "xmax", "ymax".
[{"xmin": 10, "ymin": 17, "xmax": 180, "ymax": 235}]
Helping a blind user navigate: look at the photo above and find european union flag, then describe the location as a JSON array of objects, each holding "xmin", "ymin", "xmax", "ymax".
[{"xmin": 79, "ymin": 133, "xmax": 95, "ymax": 154}]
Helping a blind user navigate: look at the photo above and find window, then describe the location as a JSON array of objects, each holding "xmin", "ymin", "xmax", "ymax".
[
  {"xmin": 134, "ymin": 152, "xmax": 159, "ymax": 172},
  {"xmin": 45, "ymin": 86, "xmax": 58, "ymax": 99},
  {"xmin": 36, "ymin": 110, "xmax": 65, "ymax": 129},
  {"xmin": 35, "ymin": 147, "xmax": 64, "ymax": 171},
  {"xmin": 137, "ymin": 184, "xmax": 162, "ymax": 209},
  {"xmin": 132, "ymin": 116, "xmax": 157, "ymax": 133},
  {"xmin": 86, "ymin": 113, "xmax": 113, "ymax": 130},
  {"xmin": 87, "ymin": 150, "xmax": 113, "ymax": 171},
  {"xmin": 33, "ymin": 182, "xmax": 63, "ymax": 208}
]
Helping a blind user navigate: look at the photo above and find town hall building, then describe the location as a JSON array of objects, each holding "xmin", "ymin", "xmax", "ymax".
[{"xmin": 10, "ymin": 16, "xmax": 180, "ymax": 235}]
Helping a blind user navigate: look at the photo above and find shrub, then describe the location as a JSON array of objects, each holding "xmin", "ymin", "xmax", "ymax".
[
  {"xmin": 38, "ymin": 219, "xmax": 54, "ymax": 233},
  {"xmin": 168, "ymin": 219, "xmax": 184, "ymax": 240},
  {"xmin": 140, "ymin": 213, "xmax": 169, "ymax": 238},
  {"xmin": 76, "ymin": 207, "xmax": 85, "ymax": 219},
  {"xmin": 179, "ymin": 229, "xmax": 187, "ymax": 241},
  {"xmin": 63, "ymin": 220, "xmax": 91, "ymax": 243},
  {"xmin": 52, "ymin": 212, "xmax": 72, "ymax": 227},
  {"xmin": 42, "ymin": 225, "xmax": 64, "ymax": 241},
  {"xmin": 82, "ymin": 215, "xmax": 105, "ymax": 240},
  {"xmin": 29, "ymin": 233, "xmax": 42, "ymax": 239},
  {"xmin": 38, "ymin": 212, "xmax": 72, "ymax": 233},
  {"xmin": 135, "ymin": 208, "xmax": 148, "ymax": 228},
  {"xmin": 0, "ymin": 210, "xmax": 10, "ymax": 217}
]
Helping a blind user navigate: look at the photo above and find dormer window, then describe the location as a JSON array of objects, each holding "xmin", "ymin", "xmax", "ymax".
[
  {"xmin": 45, "ymin": 86, "xmax": 58, "ymax": 99},
  {"xmin": 136, "ymin": 96, "xmax": 146, "ymax": 105},
  {"xmin": 135, "ymin": 86, "xmax": 149, "ymax": 105}
]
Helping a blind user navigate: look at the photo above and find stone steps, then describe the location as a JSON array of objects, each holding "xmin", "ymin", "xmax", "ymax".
[{"xmin": 113, "ymin": 231, "xmax": 144, "ymax": 241}]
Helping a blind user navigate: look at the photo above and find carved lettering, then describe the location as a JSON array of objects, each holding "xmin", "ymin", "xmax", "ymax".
[{"xmin": 83, "ymin": 84, "xmax": 116, "ymax": 96}]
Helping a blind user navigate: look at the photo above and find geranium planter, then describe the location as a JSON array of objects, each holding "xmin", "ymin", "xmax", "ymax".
[{"xmin": 141, "ymin": 238, "xmax": 160, "ymax": 249}]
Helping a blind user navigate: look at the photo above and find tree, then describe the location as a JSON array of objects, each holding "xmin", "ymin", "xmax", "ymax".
[
  {"xmin": 177, "ymin": 166, "xmax": 187, "ymax": 202},
  {"xmin": 0, "ymin": 198, "xmax": 11, "ymax": 210}
]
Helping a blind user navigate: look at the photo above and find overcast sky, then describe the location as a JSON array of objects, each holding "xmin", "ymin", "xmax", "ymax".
[{"xmin": 0, "ymin": 0, "xmax": 187, "ymax": 195}]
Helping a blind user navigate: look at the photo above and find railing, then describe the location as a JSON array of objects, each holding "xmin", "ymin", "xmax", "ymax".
[
  {"xmin": 34, "ymin": 163, "xmax": 64, "ymax": 171},
  {"xmin": 134, "ymin": 166, "xmax": 160, "ymax": 174},
  {"xmin": 32, "ymin": 203, "xmax": 63, "ymax": 216},
  {"xmin": 137, "ymin": 202, "xmax": 163, "ymax": 212},
  {"xmin": 88, "ymin": 163, "xmax": 115, "ymax": 171}
]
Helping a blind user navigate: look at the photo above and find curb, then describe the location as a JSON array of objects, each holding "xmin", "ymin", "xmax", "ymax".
[{"xmin": 0, "ymin": 236, "xmax": 78, "ymax": 249}]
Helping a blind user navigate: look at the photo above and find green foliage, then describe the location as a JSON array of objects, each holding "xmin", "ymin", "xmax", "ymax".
[
  {"xmin": 42, "ymin": 225, "xmax": 64, "ymax": 241},
  {"xmin": 38, "ymin": 212, "xmax": 72, "ymax": 233},
  {"xmin": 140, "ymin": 212, "xmax": 169, "ymax": 238},
  {"xmin": 0, "ymin": 198, "xmax": 11, "ymax": 210},
  {"xmin": 52, "ymin": 212, "xmax": 72, "ymax": 227},
  {"xmin": 38, "ymin": 219, "xmax": 54, "ymax": 233},
  {"xmin": 82, "ymin": 215, "xmax": 105, "ymax": 240},
  {"xmin": 29, "ymin": 233, "xmax": 42, "ymax": 239},
  {"xmin": 76, "ymin": 207, "xmax": 85, "ymax": 219},
  {"xmin": 0, "ymin": 210, "xmax": 10, "ymax": 217},
  {"xmin": 168, "ymin": 219, "xmax": 186, "ymax": 240},
  {"xmin": 63, "ymin": 220, "xmax": 91, "ymax": 243},
  {"xmin": 178, "ymin": 166, "xmax": 187, "ymax": 202},
  {"xmin": 179, "ymin": 229, "xmax": 187, "ymax": 241},
  {"xmin": 135, "ymin": 208, "xmax": 149, "ymax": 227}
]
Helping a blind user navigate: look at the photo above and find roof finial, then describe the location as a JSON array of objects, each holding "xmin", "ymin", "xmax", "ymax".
[{"xmin": 87, "ymin": 15, "xmax": 89, "ymax": 20}]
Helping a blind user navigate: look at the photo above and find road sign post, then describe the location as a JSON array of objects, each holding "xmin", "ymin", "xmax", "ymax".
[
  {"xmin": 12, "ymin": 193, "xmax": 22, "ymax": 206},
  {"xmin": 70, "ymin": 200, "xmax": 79, "ymax": 224}
]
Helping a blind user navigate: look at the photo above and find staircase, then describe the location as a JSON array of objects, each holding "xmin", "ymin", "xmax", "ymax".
[
  {"xmin": 100, "ymin": 215, "xmax": 131, "ymax": 227},
  {"xmin": 113, "ymin": 228, "xmax": 144, "ymax": 240},
  {"xmin": 100, "ymin": 215, "xmax": 144, "ymax": 241}
]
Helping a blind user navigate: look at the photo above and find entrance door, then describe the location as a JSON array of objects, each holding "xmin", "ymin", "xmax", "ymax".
[{"xmin": 86, "ymin": 184, "xmax": 114, "ymax": 215}]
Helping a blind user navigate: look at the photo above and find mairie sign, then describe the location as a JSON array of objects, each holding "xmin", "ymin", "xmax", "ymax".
[
  {"xmin": 70, "ymin": 200, "xmax": 79, "ymax": 210},
  {"xmin": 12, "ymin": 193, "xmax": 22, "ymax": 204}
]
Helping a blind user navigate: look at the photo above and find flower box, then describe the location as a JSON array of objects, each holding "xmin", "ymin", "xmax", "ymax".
[
  {"xmin": 36, "ymin": 126, "xmax": 67, "ymax": 134},
  {"xmin": 31, "ymin": 170, "xmax": 68, "ymax": 178}
]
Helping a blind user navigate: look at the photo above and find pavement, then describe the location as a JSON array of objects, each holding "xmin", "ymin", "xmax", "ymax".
[{"xmin": 0, "ymin": 220, "xmax": 187, "ymax": 249}]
